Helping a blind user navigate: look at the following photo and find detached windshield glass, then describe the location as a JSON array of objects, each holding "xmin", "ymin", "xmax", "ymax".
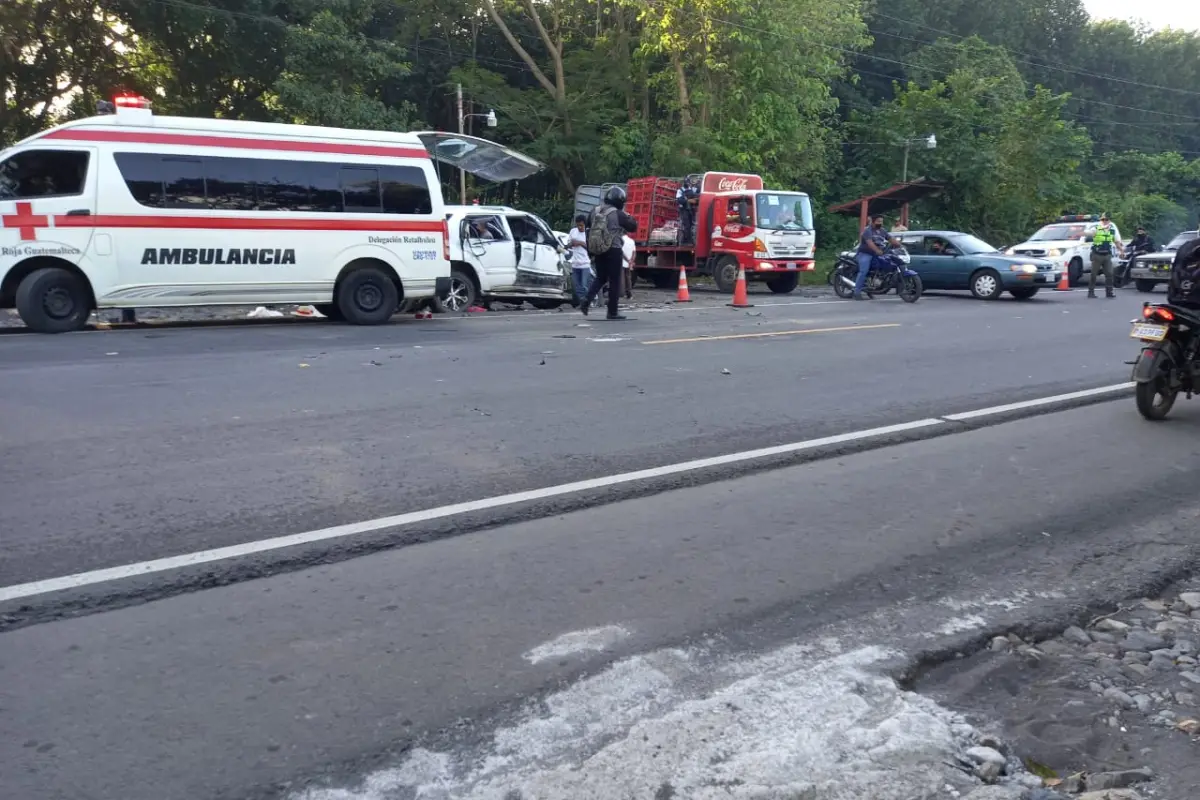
[
  {"xmin": 949, "ymin": 233, "xmax": 998, "ymax": 254},
  {"xmin": 1030, "ymin": 223, "xmax": 1091, "ymax": 241},
  {"xmin": 755, "ymin": 193, "xmax": 813, "ymax": 231},
  {"xmin": 1166, "ymin": 231, "xmax": 1198, "ymax": 250}
]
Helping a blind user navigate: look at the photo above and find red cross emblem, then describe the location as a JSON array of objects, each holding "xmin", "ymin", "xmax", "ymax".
[{"xmin": 1, "ymin": 202, "xmax": 51, "ymax": 241}]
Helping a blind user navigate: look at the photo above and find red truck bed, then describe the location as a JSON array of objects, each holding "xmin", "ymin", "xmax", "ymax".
[{"xmin": 626, "ymin": 177, "xmax": 681, "ymax": 243}]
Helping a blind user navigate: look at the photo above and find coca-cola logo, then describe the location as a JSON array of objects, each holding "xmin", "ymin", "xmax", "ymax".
[{"xmin": 717, "ymin": 177, "xmax": 749, "ymax": 192}]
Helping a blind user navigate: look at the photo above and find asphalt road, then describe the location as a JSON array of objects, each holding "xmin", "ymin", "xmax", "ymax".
[
  {"xmin": 4, "ymin": 400, "xmax": 1200, "ymax": 800},
  {"xmin": 0, "ymin": 287, "xmax": 1146, "ymax": 592}
]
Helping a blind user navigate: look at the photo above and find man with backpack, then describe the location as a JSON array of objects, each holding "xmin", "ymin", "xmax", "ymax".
[{"xmin": 582, "ymin": 185, "xmax": 639, "ymax": 320}]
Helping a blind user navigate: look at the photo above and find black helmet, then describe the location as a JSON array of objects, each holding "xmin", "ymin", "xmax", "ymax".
[{"xmin": 604, "ymin": 186, "xmax": 627, "ymax": 209}]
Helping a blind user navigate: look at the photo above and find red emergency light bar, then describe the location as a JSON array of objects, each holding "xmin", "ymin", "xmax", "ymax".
[
  {"xmin": 1056, "ymin": 214, "xmax": 1098, "ymax": 222},
  {"xmin": 114, "ymin": 94, "xmax": 152, "ymax": 109}
]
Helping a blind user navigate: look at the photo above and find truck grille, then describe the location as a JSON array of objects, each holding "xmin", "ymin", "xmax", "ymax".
[{"xmin": 768, "ymin": 244, "xmax": 809, "ymax": 258}]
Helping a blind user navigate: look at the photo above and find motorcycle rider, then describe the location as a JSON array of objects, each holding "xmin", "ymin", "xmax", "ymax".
[
  {"xmin": 1118, "ymin": 226, "xmax": 1156, "ymax": 287},
  {"xmin": 853, "ymin": 215, "xmax": 888, "ymax": 301},
  {"xmin": 1167, "ymin": 234, "xmax": 1200, "ymax": 310}
]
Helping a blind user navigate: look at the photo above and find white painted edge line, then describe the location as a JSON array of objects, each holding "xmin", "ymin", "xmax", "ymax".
[
  {"xmin": 941, "ymin": 382, "xmax": 1133, "ymax": 422},
  {"xmin": 0, "ymin": 417, "xmax": 940, "ymax": 603},
  {"xmin": 0, "ymin": 382, "xmax": 1134, "ymax": 603}
]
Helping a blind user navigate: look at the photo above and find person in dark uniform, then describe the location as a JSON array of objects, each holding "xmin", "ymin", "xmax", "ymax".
[
  {"xmin": 582, "ymin": 185, "xmax": 638, "ymax": 320},
  {"xmin": 675, "ymin": 176, "xmax": 699, "ymax": 244}
]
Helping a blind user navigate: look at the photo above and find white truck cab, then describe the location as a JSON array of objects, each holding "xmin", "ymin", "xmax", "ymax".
[
  {"xmin": 1007, "ymin": 214, "xmax": 1121, "ymax": 286},
  {"xmin": 435, "ymin": 204, "xmax": 570, "ymax": 311}
]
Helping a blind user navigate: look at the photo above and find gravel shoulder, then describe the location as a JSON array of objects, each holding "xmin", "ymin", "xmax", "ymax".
[{"xmin": 918, "ymin": 580, "xmax": 1200, "ymax": 799}]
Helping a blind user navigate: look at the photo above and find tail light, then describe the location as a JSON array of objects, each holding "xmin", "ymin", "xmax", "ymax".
[{"xmin": 1143, "ymin": 305, "xmax": 1174, "ymax": 322}]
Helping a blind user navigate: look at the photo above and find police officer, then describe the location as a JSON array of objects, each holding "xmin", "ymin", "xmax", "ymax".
[{"xmin": 1088, "ymin": 213, "xmax": 1123, "ymax": 298}]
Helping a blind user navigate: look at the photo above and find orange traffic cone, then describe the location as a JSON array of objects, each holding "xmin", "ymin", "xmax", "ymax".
[
  {"xmin": 676, "ymin": 266, "xmax": 692, "ymax": 302},
  {"xmin": 1055, "ymin": 267, "xmax": 1071, "ymax": 292},
  {"xmin": 727, "ymin": 266, "xmax": 754, "ymax": 308}
]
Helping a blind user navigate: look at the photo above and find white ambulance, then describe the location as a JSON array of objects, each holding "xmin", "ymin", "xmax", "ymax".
[{"xmin": 0, "ymin": 94, "xmax": 544, "ymax": 332}]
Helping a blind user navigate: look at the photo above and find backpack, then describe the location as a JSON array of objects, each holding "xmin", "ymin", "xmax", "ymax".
[
  {"xmin": 1167, "ymin": 238, "xmax": 1200, "ymax": 305},
  {"xmin": 587, "ymin": 206, "xmax": 618, "ymax": 255}
]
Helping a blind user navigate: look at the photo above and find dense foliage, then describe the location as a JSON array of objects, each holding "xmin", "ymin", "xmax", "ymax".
[{"xmin": 3, "ymin": 0, "xmax": 1199, "ymax": 247}]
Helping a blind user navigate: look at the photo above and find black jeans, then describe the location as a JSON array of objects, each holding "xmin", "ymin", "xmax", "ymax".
[{"xmin": 585, "ymin": 249, "xmax": 624, "ymax": 317}]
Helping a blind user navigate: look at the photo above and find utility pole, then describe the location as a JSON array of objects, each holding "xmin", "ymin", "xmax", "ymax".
[
  {"xmin": 902, "ymin": 141, "xmax": 910, "ymax": 184},
  {"xmin": 457, "ymin": 83, "xmax": 467, "ymax": 203}
]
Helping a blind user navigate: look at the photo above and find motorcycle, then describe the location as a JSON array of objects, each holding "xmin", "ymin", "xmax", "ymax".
[
  {"xmin": 1115, "ymin": 242, "xmax": 1155, "ymax": 288},
  {"xmin": 1129, "ymin": 301, "xmax": 1200, "ymax": 420},
  {"xmin": 832, "ymin": 246, "xmax": 923, "ymax": 303}
]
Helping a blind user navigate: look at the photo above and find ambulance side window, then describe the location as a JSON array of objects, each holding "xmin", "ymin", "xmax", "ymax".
[
  {"xmin": 0, "ymin": 149, "xmax": 90, "ymax": 200},
  {"xmin": 380, "ymin": 166, "xmax": 432, "ymax": 215},
  {"xmin": 162, "ymin": 158, "xmax": 206, "ymax": 210},
  {"xmin": 206, "ymin": 158, "xmax": 257, "ymax": 211},
  {"xmin": 341, "ymin": 167, "xmax": 381, "ymax": 212}
]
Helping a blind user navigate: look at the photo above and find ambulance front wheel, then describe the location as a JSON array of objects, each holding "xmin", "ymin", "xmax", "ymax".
[
  {"xmin": 15, "ymin": 267, "xmax": 93, "ymax": 333},
  {"xmin": 336, "ymin": 264, "xmax": 400, "ymax": 325}
]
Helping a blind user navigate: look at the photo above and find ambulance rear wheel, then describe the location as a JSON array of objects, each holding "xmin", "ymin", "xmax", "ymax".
[
  {"xmin": 712, "ymin": 256, "xmax": 740, "ymax": 294},
  {"xmin": 336, "ymin": 265, "xmax": 399, "ymax": 325},
  {"xmin": 15, "ymin": 267, "xmax": 92, "ymax": 333}
]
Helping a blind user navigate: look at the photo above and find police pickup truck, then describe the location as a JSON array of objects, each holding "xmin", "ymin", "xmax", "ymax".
[
  {"xmin": 1126, "ymin": 230, "xmax": 1199, "ymax": 293},
  {"xmin": 1006, "ymin": 215, "xmax": 1120, "ymax": 287}
]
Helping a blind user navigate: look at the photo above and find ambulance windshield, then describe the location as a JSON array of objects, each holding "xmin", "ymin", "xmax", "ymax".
[{"xmin": 755, "ymin": 193, "xmax": 813, "ymax": 231}]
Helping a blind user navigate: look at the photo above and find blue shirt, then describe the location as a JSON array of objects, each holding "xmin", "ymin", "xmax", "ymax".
[{"xmin": 858, "ymin": 226, "xmax": 887, "ymax": 256}]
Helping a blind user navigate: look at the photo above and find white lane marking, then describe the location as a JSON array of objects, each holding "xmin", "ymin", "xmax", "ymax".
[
  {"xmin": 0, "ymin": 418, "xmax": 941, "ymax": 603},
  {"xmin": 524, "ymin": 625, "xmax": 633, "ymax": 664},
  {"xmin": 0, "ymin": 381, "xmax": 1134, "ymax": 603},
  {"xmin": 942, "ymin": 382, "xmax": 1133, "ymax": 421}
]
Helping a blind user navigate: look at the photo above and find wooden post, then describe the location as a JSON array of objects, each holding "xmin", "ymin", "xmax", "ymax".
[{"xmin": 859, "ymin": 199, "xmax": 868, "ymax": 232}]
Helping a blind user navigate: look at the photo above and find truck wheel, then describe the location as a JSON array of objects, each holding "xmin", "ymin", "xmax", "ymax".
[
  {"xmin": 1135, "ymin": 280, "xmax": 1157, "ymax": 293},
  {"xmin": 1068, "ymin": 258, "xmax": 1084, "ymax": 286},
  {"xmin": 766, "ymin": 273, "xmax": 800, "ymax": 294},
  {"xmin": 712, "ymin": 256, "xmax": 739, "ymax": 294},
  {"xmin": 15, "ymin": 267, "xmax": 93, "ymax": 333},
  {"xmin": 336, "ymin": 265, "xmax": 399, "ymax": 325},
  {"xmin": 649, "ymin": 271, "xmax": 675, "ymax": 289}
]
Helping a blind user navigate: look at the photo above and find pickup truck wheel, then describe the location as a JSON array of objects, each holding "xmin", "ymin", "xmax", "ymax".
[
  {"xmin": 15, "ymin": 267, "xmax": 93, "ymax": 333},
  {"xmin": 1068, "ymin": 257, "xmax": 1084, "ymax": 286},
  {"xmin": 712, "ymin": 256, "xmax": 740, "ymax": 294},
  {"xmin": 438, "ymin": 268, "xmax": 478, "ymax": 312},
  {"xmin": 336, "ymin": 265, "xmax": 399, "ymax": 325},
  {"xmin": 1135, "ymin": 279, "xmax": 1157, "ymax": 293}
]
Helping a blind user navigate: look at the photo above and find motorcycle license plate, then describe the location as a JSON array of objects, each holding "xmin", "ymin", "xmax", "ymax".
[{"xmin": 1130, "ymin": 323, "xmax": 1168, "ymax": 341}]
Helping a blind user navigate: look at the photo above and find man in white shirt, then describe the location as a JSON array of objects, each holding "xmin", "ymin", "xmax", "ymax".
[
  {"xmin": 621, "ymin": 233, "xmax": 636, "ymax": 299},
  {"xmin": 568, "ymin": 214, "xmax": 592, "ymax": 306}
]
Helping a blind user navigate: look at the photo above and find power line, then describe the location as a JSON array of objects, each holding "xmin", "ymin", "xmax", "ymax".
[{"xmin": 869, "ymin": 10, "xmax": 1200, "ymax": 99}]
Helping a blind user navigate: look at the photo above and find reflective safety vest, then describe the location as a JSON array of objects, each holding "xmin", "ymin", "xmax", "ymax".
[{"xmin": 1093, "ymin": 225, "xmax": 1116, "ymax": 254}]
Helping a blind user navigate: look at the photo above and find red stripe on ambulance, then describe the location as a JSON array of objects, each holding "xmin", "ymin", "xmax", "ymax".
[{"xmin": 41, "ymin": 128, "xmax": 430, "ymax": 161}]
